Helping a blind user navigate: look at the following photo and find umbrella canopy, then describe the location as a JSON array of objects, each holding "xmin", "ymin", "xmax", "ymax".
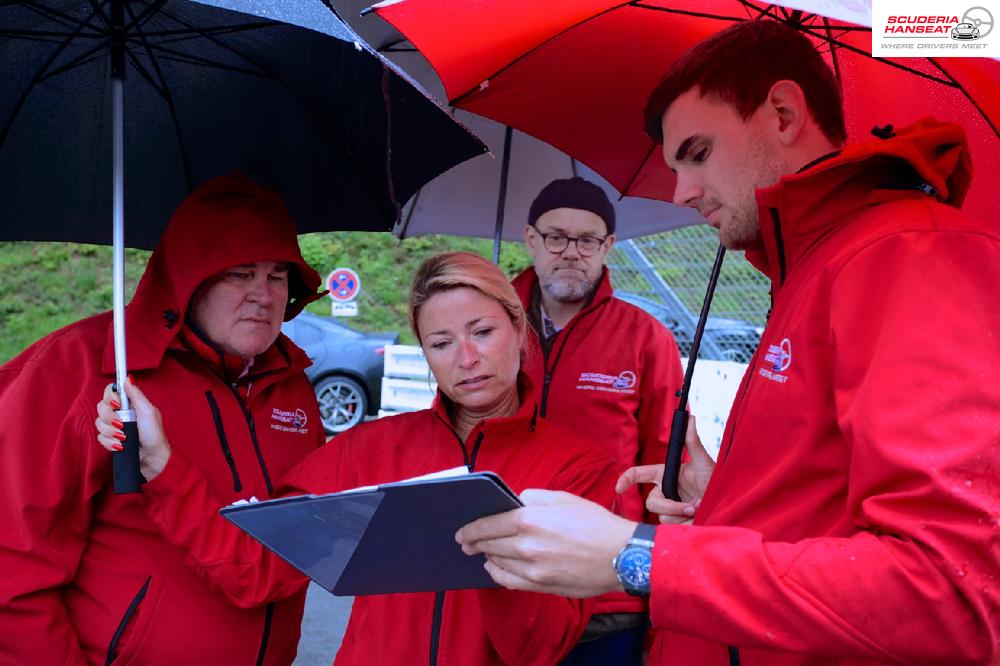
[
  {"xmin": 372, "ymin": 0, "xmax": 1000, "ymax": 223},
  {"xmin": 1, "ymin": 0, "xmax": 487, "ymax": 248},
  {"xmin": 334, "ymin": 0, "xmax": 700, "ymax": 246}
]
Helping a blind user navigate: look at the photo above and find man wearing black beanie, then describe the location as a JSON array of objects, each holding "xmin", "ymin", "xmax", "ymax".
[{"xmin": 511, "ymin": 176, "xmax": 684, "ymax": 665}]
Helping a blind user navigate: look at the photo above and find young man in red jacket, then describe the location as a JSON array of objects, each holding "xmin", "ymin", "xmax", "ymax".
[
  {"xmin": 511, "ymin": 176, "xmax": 685, "ymax": 663},
  {"xmin": 0, "ymin": 174, "xmax": 325, "ymax": 664},
  {"xmin": 457, "ymin": 20, "xmax": 1000, "ymax": 666}
]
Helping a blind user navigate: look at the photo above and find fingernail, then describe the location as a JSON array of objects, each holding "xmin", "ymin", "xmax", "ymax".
[
  {"xmin": 128, "ymin": 374, "xmax": 136, "ymax": 386},
  {"xmin": 110, "ymin": 400, "xmax": 121, "ymax": 410},
  {"xmin": 112, "ymin": 443, "xmax": 124, "ymax": 452},
  {"xmin": 111, "ymin": 419, "xmax": 124, "ymax": 430},
  {"xmin": 113, "ymin": 432, "xmax": 127, "ymax": 442}
]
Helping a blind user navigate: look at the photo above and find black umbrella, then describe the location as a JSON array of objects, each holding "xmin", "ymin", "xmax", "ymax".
[{"xmin": 0, "ymin": 0, "xmax": 485, "ymax": 491}]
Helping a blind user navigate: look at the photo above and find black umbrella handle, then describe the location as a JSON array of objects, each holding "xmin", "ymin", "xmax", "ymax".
[
  {"xmin": 662, "ymin": 408, "xmax": 690, "ymax": 501},
  {"xmin": 661, "ymin": 244, "xmax": 727, "ymax": 500},
  {"xmin": 113, "ymin": 410, "xmax": 143, "ymax": 494}
]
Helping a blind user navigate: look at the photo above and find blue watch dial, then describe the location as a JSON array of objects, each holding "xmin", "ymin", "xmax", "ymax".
[{"xmin": 617, "ymin": 547, "xmax": 651, "ymax": 588}]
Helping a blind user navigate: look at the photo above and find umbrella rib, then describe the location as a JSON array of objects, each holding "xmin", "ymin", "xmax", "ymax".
[
  {"xmin": 0, "ymin": 4, "xmax": 103, "ymax": 149},
  {"xmin": 451, "ymin": 1, "xmax": 635, "ymax": 105},
  {"xmin": 823, "ymin": 18, "xmax": 844, "ymax": 85},
  {"xmin": 22, "ymin": 0, "xmax": 106, "ymax": 33},
  {"xmin": 630, "ymin": 2, "xmax": 747, "ymax": 22},
  {"xmin": 140, "ymin": 5, "xmax": 279, "ymax": 79},
  {"xmin": 35, "ymin": 39, "xmax": 112, "ymax": 82},
  {"xmin": 149, "ymin": 3, "xmax": 393, "ymax": 224},
  {"xmin": 131, "ymin": 41, "xmax": 273, "ymax": 78},
  {"xmin": 734, "ymin": 2, "xmax": 957, "ymax": 87},
  {"xmin": 131, "ymin": 22, "xmax": 282, "ymax": 41},
  {"xmin": 926, "ymin": 59, "xmax": 1000, "ymax": 139},
  {"xmin": 125, "ymin": 1, "xmax": 194, "ymax": 191}
]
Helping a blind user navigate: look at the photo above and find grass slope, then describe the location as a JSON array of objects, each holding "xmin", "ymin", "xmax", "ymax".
[{"xmin": 0, "ymin": 233, "xmax": 531, "ymax": 364}]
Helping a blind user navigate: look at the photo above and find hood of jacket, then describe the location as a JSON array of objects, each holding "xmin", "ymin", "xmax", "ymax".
[
  {"xmin": 102, "ymin": 173, "xmax": 323, "ymax": 373},
  {"xmin": 745, "ymin": 117, "xmax": 974, "ymax": 288}
]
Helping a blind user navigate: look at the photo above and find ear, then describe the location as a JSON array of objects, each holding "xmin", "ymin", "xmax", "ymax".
[
  {"xmin": 765, "ymin": 80, "xmax": 809, "ymax": 146},
  {"xmin": 524, "ymin": 224, "xmax": 538, "ymax": 248},
  {"xmin": 603, "ymin": 233, "xmax": 617, "ymax": 254}
]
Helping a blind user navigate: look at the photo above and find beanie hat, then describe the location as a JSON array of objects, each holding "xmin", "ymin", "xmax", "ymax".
[{"xmin": 527, "ymin": 177, "xmax": 616, "ymax": 234}]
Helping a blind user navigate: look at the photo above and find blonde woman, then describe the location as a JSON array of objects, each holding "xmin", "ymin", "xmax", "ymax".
[{"xmin": 96, "ymin": 251, "xmax": 614, "ymax": 665}]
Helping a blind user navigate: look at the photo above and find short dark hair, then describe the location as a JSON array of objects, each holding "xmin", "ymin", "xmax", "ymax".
[{"xmin": 643, "ymin": 20, "xmax": 846, "ymax": 146}]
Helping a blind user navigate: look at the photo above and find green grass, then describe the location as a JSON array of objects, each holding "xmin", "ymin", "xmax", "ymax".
[{"xmin": 0, "ymin": 234, "xmax": 531, "ymax": 364}]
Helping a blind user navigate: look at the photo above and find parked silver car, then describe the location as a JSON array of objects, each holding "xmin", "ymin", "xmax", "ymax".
[{"xmin": 282, "ymin": 312, "xmax": 398, "ymax": 434}]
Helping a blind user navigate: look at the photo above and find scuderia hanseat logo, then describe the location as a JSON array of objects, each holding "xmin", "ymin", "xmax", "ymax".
[
  {"xmin": 576, "ymin": 370, "xmax": 638, "ymax": 394},
  {"xmin": 271, "ymin": 407, "xmax": 309, "ymax": 433},
  {"xmin": 873, "ymin": 2, "xmax": 998, "ymax": 56},
  {"xmin": 760, "ymin": 338, "xmax": 792, "ymax": 385}
]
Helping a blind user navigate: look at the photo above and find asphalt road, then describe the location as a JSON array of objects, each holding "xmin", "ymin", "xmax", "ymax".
[{"xmin": 293, "ymin": 584, "xmax": 352, "ymax": 665}]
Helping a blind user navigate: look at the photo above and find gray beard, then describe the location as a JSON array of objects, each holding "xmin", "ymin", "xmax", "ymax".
[{"xmin": 541, "ymin": 272, "xmax": 595, "ymax": 304}]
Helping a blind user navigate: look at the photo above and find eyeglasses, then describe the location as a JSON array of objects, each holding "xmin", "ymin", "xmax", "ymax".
[{"xmin": 535, "ymin": 231, "xmax": 608, "ymax": 257}]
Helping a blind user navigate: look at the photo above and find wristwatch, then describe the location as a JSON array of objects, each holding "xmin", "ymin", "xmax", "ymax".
[{"xmin": 612, "ymin": 523, "xmax": 656, "ymax": 597}]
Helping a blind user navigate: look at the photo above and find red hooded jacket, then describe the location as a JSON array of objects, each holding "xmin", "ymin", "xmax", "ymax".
[
  {"xmin": 135, "ymin": 375, "xmax": 615, "ymax": 665},
  {"xmin": 0, "ymin": 175, "xmax": 325, "ymax": 665},
  {"xmin": 647, "ymin": 120, "xmax": 1000, "ymax": 665},
  {"xmin": 513, "ymin": 267, "xmax": 684, "ymax": 615}
]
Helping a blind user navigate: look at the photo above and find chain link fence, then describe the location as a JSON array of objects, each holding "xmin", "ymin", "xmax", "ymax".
[{"xmin": 607, "ymin": 225, "xmax": 771, "ymax": 362}]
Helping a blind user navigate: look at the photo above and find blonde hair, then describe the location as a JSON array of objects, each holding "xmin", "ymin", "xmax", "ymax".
[{"xmin": 409, "ymin": 252, "xmax": 528, "ymax": 350}]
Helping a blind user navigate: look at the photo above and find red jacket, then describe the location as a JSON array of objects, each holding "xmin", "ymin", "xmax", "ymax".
[
  {"xmin": 513, "ymin": 267, "xmax": 684, "ymax": 615},
  {"xmin": 648, "ymin": 120, "xmax": 1000, "ymax": 665},
  {"xmin": 138, "ymin": 376, "xmax": 615, "ymax": 665},
  {"xmin": 0, "ymin": 175, "xmax": 325, "ymax": 665}
]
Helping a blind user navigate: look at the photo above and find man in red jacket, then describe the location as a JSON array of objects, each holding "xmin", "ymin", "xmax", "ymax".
[
  {"xmin": 0, "ymin": 174, "xmax": 325, "ymax": 665},
  {"xmin": 512, "ymin": 176, "xmax": 684, "ymax": 663},
  {"xmin": 458, "ymin": 20, "xmax": 1000, "ymax": 665}
]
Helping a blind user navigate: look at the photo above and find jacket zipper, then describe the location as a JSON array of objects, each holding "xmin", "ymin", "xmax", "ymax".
[
  {"xmin": 769, "ymin": 208, "xmax": 787, "ymax": 286},
  {"xmin": 427, "ymin": 421, "xmax": 487, "ymax": 664},
  {"xmin": 205, "ymin": 391, "xmax": 242, "ymax": 492},
  {"xmin": 227, "ymin": 384, "xmax": 274, "ymax": 495},
  {"xmin": 429, "ymin": 590, "xmax": 446, "ymax": 666},
  {"xmin": 255, "ymin": 604, "xmax": 274, "ymax": 666},
  {"xmin": 717, "ymin": 209, "xmax": 789, "ymax": 666},
  {"xmin": 538, "ymin": 303, "xmax": 602, "ymax": 417},
  {"xmin": 105, "ymin": 576, "xmax": 151, "ymax": 665}
]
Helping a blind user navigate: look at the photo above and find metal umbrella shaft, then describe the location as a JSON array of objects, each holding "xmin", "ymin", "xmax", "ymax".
[
  {"xmin": 110, "ymin": 0, "xmax": 142, "ymax": 494},
  {"xmin": 491, "ymin": 125, "xmax": 514, "ymax": 264},
  {"xmin": 661, "ymin": 243, "xmax": 726, "ymax": 500}
]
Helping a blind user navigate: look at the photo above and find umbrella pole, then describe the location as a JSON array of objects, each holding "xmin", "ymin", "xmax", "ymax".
[
  {"xmin": 110, "ymin": 0, "xmax": 142, "ymax": 493},
  {"xmin": 661, "ymin": 243, "xmax": 726, "ymax": 500},
  {"xmin": 491, "ymin": 125, "xmax": 513, "ymax": 264}
]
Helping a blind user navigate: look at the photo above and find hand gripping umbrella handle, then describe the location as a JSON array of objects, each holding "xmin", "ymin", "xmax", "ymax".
[
  {"xmin": 661, "ymin": 244, "xmax": 727, "ymax": 502},
  {"xmin": 112, "ymin": 409, "xmax": 143, "ymax": 494}
]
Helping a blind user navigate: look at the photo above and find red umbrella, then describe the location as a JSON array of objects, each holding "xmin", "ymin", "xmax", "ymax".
[{"xmin": 370, "ymin": 0, "xmax": 1000, "ymax": 222}]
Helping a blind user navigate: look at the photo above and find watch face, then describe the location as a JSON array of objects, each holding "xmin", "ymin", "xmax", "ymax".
[{"xmin": 617, "ymin": 547, "xmax": 651, "ymax": 588}]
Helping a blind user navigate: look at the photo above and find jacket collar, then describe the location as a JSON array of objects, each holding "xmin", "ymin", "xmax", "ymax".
[{"xmin": 744, "ymin": 118, "xmax": 973, "ymax": 290}]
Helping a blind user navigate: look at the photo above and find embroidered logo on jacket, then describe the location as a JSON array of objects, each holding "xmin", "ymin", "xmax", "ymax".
[
  {"xmin": 270, "ymin": 407, "xmax": 309, "ymax": 433},
  {"xmin": 759, "ymin": 338, "xmax": 792, "ymax": 384},
  {"xmin": 576, "ymin": 370, "xmax": 637, "ymax": 394}
]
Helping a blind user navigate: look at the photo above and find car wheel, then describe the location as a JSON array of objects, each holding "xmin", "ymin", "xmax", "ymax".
[{"xmin": 314, "ymin": 375, "xmax": 368, "ymax": 434}]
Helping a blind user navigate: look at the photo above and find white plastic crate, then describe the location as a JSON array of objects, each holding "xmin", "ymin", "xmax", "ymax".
[
  {"xmin": 380, "ymin": 376, "xmax": 436, "ymax": 412},
  {"xmin": 383, "ymin": 344, "xmax": 432, "ymax": 380}
]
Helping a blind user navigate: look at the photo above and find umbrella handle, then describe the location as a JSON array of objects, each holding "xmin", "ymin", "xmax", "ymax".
[
  {"xmin": 662, "ymin": 408, "xmax": 689, "ymax": 501},
  {"xmin": 112, "ymin": 409, "xmax": 143, "ymax": 494}
]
